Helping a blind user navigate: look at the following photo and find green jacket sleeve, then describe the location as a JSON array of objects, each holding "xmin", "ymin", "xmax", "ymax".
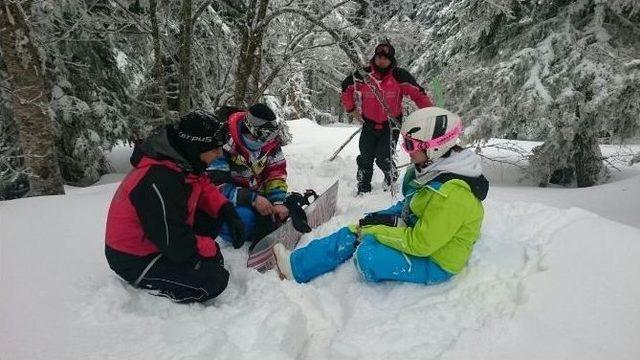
[{"xmin": 360, "ymin": 186, "xmax": 466, "ymax": 257}]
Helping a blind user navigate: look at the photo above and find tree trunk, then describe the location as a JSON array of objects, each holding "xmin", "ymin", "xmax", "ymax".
[
  {"xmin": 233, "ymin": 0, "xmax": 269, "ymax": 106},
  {"xmin": 247, "ymin": 0, "xmax": 268, "ymax": 102},
  {"xmin": 150, "ymin": 0, "xmax": 169, "ymax": 124},
  {"xmin": 573, "ymin": 118, "xmax": 604, "ymax": 187},
  {"xmin": 178, "ymin": 0, "xmax": 192, "ymax": 115},
  {"xmin": 233, "ymin": 0, "xmax": 257, "ymax": 105},
  {"xmin": 0, "ymin": 2, "xmax": 64, "ymax": 196},
  {"xmin": 0, "ymin": 62, "xmax": 29, "ymax": 200},
  {"xmin": 248, "ymin": 39, "xmax": 263, "ymax": 102}
]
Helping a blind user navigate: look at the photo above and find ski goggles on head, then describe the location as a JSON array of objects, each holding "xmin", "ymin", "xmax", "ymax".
[
  {"xmin": 401, "ymin": 135, "xmax": 427, "ymax": 155},
  {"xmin": 401, "ymin": 122, "xmax": 464, "ymax": 155},
  {"xmin": 246, "ymin": 114, "xmax": 279, "ymax": 142}
]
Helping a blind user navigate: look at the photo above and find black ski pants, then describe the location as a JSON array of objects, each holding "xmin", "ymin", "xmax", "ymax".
[
  {"xmin": 105, "ymin": 210, "xmax": 229, "ymax": 304},
  {"xmin": 357, "ymin": 120, "xmax": 400, "ymax": 185},
  {"xmin": 106, "ymin": 246, "xmax": 229, "ymax": 304}
]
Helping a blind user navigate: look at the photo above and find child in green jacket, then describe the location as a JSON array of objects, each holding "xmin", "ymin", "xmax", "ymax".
[{"xmin": 274, "ymin": 107, "xmax": 488, "ymax": 284}]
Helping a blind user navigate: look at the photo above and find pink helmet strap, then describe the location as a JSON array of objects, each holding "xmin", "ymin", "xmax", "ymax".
[{"xmin": 422, "ymin": 121, "xmax": 463, "ymax": 150}]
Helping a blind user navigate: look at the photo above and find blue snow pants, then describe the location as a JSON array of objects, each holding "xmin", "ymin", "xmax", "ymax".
[{"xmin": 290, "ymin": 227, "xmax": 453, "ymax": 284}]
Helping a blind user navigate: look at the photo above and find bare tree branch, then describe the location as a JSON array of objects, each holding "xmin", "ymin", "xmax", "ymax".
[
  {"xmin": 110, "ymin": 0, "xmax": 152, "ymax": 33},
  {"xmin": 256, "ymin": 0, "xmax": 354, "ymax": 34},
  {"xmin": 192, "ymin": 0, "xmax": 214, "ymax": 22}
]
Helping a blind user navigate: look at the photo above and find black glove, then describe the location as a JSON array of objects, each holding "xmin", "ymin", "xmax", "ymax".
[
  {"xmin": 284, "ymin": 192, "xmax": 312, "ymax": 233},
  {"xmin": 358, "ymin": 213, "xmax": 400, "ymax": 227},
  {"xmin": 219, "ymin": 203, "xmax": 245, "ymax": 249},
  {"xmin": 288, "ymin": 204, "xmax": 312, "ymax": 233},
  {"xmin": 251, "ymin": 214, "xmax": 277, "ymax": 246}
]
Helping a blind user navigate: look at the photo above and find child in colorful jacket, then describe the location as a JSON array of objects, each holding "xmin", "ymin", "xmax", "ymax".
[
  {"xmin": 274, "ymin": 107, "xmax": 488, "ymax": 284},
  {"xmin": 207, "ymin": 103, "xmax": 290, "ymax": 245}
]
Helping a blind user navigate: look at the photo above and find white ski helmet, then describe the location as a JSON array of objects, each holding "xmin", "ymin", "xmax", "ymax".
[{"xmin": 400, "ymin": 107, "xmax": 463, "ymax": 161}]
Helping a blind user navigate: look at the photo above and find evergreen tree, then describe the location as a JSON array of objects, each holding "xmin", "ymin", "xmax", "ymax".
[{"xmin": 411, "ymin": 0, "xmax": 640, "ymax": 187}]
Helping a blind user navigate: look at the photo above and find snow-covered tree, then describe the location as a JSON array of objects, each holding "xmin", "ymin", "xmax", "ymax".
[
  {"xmin": 411, "ymin": 0, "xmax": 640, "ymax": 187},
  {"xmin": 30, "ymin": 0, "xmax": 142, "ymax": 185},
  {"xmin": 3, "ymin": 0, "xmax": 638, "ymax": 200},
  {"xmin": 0, "ymin": 2, "xmax": 65, "ymax": 196}
]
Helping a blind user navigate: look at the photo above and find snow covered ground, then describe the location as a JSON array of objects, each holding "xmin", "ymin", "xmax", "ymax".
[{"xmin": 1, "ymin": 119, "xmax": 640, "ymax": 359}]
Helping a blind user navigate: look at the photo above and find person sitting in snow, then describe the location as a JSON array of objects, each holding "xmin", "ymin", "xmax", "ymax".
[
  {"xmin": 105, "ymin": 110, "xmax": 245, "ymax": 304},
  {"xmin": 341, "ymin": 42, "xmax": 433, "ymax": 194},
  {"xmin": 273, "ymin": 107, "xmax": 488, "ymax": 285},
  {"xmin": 207, "ymin": 103, "xmax": 291, "ymax": 246}
]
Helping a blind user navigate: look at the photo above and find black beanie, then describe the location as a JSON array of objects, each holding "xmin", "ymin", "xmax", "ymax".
[
  {"xmin": 167, "ymin": 109, "xmax": 228, "ymax": 171},
  {"xmin": 248, "ymin": 103, "xmax": 276, "ymax": 123},
  {"xmin": 374, "ymin": 43, "xmax": 395, "ymax": 60},
  {"xmin": 371, "ymin": 43, "xmax": 396, "ymax": 74}
]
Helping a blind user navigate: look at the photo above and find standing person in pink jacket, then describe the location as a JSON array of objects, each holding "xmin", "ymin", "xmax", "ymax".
[{"xmin": 341, "ymin": 43, "xmax": 433, "ymax": 194}]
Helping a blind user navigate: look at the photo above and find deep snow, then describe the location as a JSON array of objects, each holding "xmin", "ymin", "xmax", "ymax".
[{"xmin": 1, "ymin": 119, "xmax": 639, "ymax": 359}]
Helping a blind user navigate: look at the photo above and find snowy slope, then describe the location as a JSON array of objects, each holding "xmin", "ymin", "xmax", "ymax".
[{"xmin": 1, "ymin": 119, "xmax": 639, "ymax": 359}]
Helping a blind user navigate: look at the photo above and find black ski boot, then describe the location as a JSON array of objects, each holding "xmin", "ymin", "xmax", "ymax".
[
  {"xmin": 356, "ymin": 167, "xmax": 373, "ymax": 195},
  {"xmin": 357, "ymin": 181, "xmax": 372, "ymax": 195}
]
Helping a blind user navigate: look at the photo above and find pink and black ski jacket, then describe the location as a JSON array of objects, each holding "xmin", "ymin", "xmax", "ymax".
[
  {"xmin": 341, "ymin": 65, "xmax": 433, "ymax": 128},
  {"xmin": 105, "ymin": 130, "xmax": 229, "ymax": 263}
]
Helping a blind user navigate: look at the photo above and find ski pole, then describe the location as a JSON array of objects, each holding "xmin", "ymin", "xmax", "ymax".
[{"xmin": 328, "ymin": 127, "xmax": 362, "ymax": 161}]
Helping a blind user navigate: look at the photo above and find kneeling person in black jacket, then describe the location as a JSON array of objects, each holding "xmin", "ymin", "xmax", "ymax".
[{"xmin": 105, "ymin": 110, "xmax": 244, "ymax": 304}]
